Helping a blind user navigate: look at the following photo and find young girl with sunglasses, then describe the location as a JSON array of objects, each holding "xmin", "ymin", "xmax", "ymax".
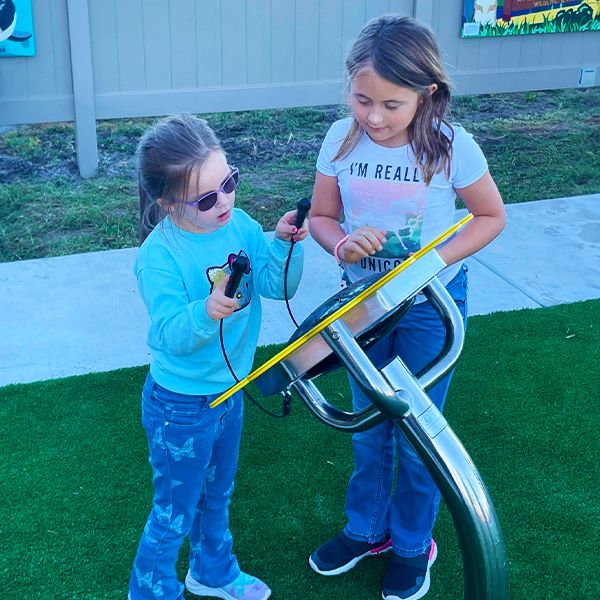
[
  {"xmin": 129, "ymin": 113, "xmax": 307, "ymax": 600},
  {"xmin": 308, "ymin": 15, "xmax": 505, "ymax": 600}
]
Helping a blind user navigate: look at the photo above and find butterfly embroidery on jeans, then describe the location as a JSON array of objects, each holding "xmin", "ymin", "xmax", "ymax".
[
  {"xmin": 217, "ymin": 530, "xmax": 233, "ymax": 552},
  {"xmin": 151, "ymin": 466, "xmax": 163, "ymax": 482},
  {"xmin": 152, "ymin": 426, "xmax": 165, "ymax": 449},
  {"xmin": 134, "ymin": 565, "xmax": 165, "ymax": 596},
  {"xmin": 206, "ymin": 464, "xmax": 216, "ymax": 482},
  {"xmin": 170, "ymin": 514, "xmax": 184, "ymax": 534},
  {"xmin": 143, "ymin": 533, "xmax": 159, "ymax": 545},
  {"xmin": 155, "ymin": 504, "xmax": 172, "ymax": 523},
  {"xmin": 166, "ymin": 437, "xmax": 195, "ymax": 461}
]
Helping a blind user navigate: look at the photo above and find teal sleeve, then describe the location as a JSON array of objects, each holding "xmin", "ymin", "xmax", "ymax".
[
  {"xmin": 253, "ymin": 235, "xmax": 304, "ymax": 300},
  {"xmin": 137, "ymin": 266, "xmax": 219, "ymax": 356}
]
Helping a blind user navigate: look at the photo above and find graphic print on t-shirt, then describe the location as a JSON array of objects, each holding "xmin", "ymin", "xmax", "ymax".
[
  {"xmin": 206, "ymin": 254, "xmax": 251, "ymax": 311},
  {"xmin": 347, "ymin": 170, "xmax": 426, "ymax": 261}
]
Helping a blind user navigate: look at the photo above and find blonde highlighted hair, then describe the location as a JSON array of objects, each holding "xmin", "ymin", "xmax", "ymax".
[{"xmin": 335, "ymin": 15, "xmax": 454, "ymax": 185}]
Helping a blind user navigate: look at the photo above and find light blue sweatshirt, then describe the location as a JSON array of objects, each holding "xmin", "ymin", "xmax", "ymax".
[{"xmin": 134, "ymin": 209, "xmax": 303, "ymax": 395}]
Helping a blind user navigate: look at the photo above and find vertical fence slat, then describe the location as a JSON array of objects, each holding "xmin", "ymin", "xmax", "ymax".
[
  {"xmin": 66, "ymin": 0, "xmax": 98, "ymax": 178},
  {"xmin": 143, "ymin": 2, "xmax": 172, "ymax": 90},
  {"xmin": 388, "ymin": 0, "xmax": 413, "ymax": 15},
  {"xmin": 170, "ymin": 0, "xmax": 198, "ymax": 89},
  {"xmin": 477, "ymin": 39, "xmax": 503, "ymax": 72},
  {"xmin": 115, "ymin": 0, "xmax": 146, "ymax": 92},
  {"xmin": 365, "ymin": 0, "xmax": 389, "ymax": 22},
  {"xmin": 88, "ymin": 0, "xmax": 119, "ymax": 94},
  {"xmin": 221, "ymin": 0, "xmax": 247, "ymax": 85},
  {"xmin": 270, "ymin": 0, "xmax": 295, "ymax": 83},
  {"xmin": 496, "ymin": 35, "xmax": 522, "ymax": 74},
  {"xmin": 295, "ymin": 0, "xmax": 320, "ymax": 81},
  {"xmin": 318, "ymin": 0, "xmax": 343, "ymax": 80},
  {"xmin": 340, "ymin": 0, "xmax": 365, "ymax": 81},
  {"xmin": 49, "ymin": 0, "xmax": 72, "ymax": 95},
  {"xmin": 247, "ymin": 0, "xmax": 271, "ymax": 84},
  {"xmin": 31, "ymin": 0, "xmax": 57, "ymax": 95},
  {"xmin": 518, "ymin": 34, "xmax": 544, "ymax": 69},
  {"xmin": 196, "ymin": 0, "xmax": 222, "ymax": 87},
  {"xmin": 413, "ymin": 0, "xmax": 434, "ymax": 24}
]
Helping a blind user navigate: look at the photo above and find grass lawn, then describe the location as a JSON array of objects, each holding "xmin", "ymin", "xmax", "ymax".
[{"xmin": 1, "ymin": 300, "xmax": 598, "ymax": 599}]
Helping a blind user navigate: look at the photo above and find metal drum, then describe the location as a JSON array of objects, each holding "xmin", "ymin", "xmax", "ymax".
[{"xmin": 255, "ymin": 250, "xmax": 443, "ymax": 400}]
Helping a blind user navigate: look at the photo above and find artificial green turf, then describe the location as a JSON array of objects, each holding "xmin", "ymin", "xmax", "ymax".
[{"xmin": 1, "ymin": 301, "xmax": 598, "ymax": 599}]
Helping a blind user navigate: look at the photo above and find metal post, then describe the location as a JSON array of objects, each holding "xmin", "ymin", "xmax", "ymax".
[{"xmin": 66, "ymin": 0, "xmax": 98, "ymax": 178}]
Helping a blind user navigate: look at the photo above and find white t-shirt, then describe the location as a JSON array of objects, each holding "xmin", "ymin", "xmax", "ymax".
[{"xmin": 316, "ymin": 118, "xmax": 488, "ymax": 286}]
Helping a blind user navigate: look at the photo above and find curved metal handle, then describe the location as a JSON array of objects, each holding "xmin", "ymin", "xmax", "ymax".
[
  {"xmin": 289, "ymin": 319, "xmax": 412, "ymax": 432},
  {"xmin": 416, "ymin": 277, "xmax": 466, "ymax": 390},
  {"xmin": 292, "ymin": 377, "xmax": 387, "ymax": 432}
]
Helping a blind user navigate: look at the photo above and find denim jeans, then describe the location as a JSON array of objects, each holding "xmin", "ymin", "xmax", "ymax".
[
  {"xmin": 344, "ymin": 266, "xmax": 468, "ymax": 557},
  {"xmin": 129, "ymin": 373, "xmax": 243, "ymax": 600}
]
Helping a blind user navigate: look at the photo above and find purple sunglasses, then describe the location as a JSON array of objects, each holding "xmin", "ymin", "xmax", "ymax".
[{"xmin": 179, "ymin": 167, "xmax": 239, "ymax": 212}]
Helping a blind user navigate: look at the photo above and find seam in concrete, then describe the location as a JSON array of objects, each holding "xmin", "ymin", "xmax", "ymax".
[{"xmin": 470, "ymin": 255, "xmax": 546, "ymax": 308}]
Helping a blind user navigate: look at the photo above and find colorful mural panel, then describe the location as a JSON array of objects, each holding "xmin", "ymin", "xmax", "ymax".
[
  {"xmin": 461, "ymin": 1, "xmax": 600, "ymax": 36},
  {"xmin": 0, "ymin": 0, "xmax": 35, "ymax": 57}
]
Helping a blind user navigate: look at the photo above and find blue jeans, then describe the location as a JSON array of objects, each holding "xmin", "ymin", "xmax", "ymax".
[
  {"xmin": 344, "ymin": 267, "xmax": 468, "ymax": 557},
  {"xmin": 129, "ymin": 374, "xmax": 243, "ymax": 600}
]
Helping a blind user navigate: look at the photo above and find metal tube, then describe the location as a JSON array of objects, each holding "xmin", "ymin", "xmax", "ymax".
[
  {"xmin": 291, "ymin": 377, "xmax": 386, "ymax": 432},
  {"xmin": 320, "ymin": 321, "xmax": 411, "ymax": 416},
  {"xmin": 417, "ymin": 278, "xmax": 466, "ymax": 390},
  {"xmin": 381, "ymin": 358, "xmax": 509, "ymax": 600}
]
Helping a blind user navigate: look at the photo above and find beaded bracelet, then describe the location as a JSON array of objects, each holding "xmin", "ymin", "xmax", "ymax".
[{"xmin": 333, "ymin": 234, "xmax": 350, "ymax": 265}]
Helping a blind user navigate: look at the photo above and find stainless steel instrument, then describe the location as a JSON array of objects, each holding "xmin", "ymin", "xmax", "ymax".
[{"xmin": 256, "ymin": 248, "xmax": 509, "ymax": 600}]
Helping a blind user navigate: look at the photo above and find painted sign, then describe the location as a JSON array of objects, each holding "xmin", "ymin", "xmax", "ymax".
[
  {"xmin": 461, "ymin": 1, "xmax": 600, "ymax": 36},
  {"xmin": 0, "ymin": 0, "xmax": 35, "ymax": 57}
]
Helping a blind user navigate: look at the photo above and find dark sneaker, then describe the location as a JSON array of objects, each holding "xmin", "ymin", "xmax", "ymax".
[
  {"xmin": 309, "ymin": 532, "xmax": 392, "ymax": 576},
  {"xmin": 381, "ymin": 539, "xmax": 438, "ymax": 600}
]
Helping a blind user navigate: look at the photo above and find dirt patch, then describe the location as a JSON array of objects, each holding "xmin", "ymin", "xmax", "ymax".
[
  {"xmin": 0, "ymin": 155, "xmax": 32, "ymax": 183},
  {"xmin": 222, "ymin": 137, "xmax": 321, "ymax": 169}
]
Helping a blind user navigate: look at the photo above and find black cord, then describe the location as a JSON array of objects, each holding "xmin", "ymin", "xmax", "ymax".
[
  {"xmin": 284, "ymin": 239, "xmax": 300, "ymax": 327},
  {"xmin": 217, "ymin": 238, "xmax": 300, "ymax": 419},
  {"xmin": 219, "ymin": 321, "xmax": 291, "ymax": 418}
]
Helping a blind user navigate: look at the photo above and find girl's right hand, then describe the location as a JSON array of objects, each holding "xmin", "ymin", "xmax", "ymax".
[
  {"xmin": 206, "ymin": 277, "xmax": 238, "ymax": 320},
  {"xmin": 338, "ymin": 226, "xmax": 386, "ymax": 264}
]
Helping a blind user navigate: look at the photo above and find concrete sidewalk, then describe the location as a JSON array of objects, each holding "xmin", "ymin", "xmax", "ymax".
[{"xmin": 1, "ymin": 194, "xmax": 598, "ymax": 388}]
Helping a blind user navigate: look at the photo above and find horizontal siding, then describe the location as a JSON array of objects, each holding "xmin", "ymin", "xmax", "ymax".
[{"xmin": 1, "ymin": 0, "xmax": 598, "ymax": 127}]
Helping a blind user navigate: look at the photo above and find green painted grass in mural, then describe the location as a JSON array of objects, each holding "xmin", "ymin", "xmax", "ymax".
[
  {"xmin": 461, "ymin": 1, "xmax": 600, "ymax": 37},
  {"xmin": 480, "ymin": 12, "xmax": 600, "ymax": 36}
]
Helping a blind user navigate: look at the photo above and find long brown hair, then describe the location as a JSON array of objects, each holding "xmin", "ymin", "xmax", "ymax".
[
  {"xmin": 334, "ymin": 15, "xmax": 453, "ymax": 185},
  {"xmin": 136, "ymin": 114, "xmax": 222, "ymax": 244}
]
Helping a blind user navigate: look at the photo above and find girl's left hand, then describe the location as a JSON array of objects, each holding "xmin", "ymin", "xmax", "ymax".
[{"xmin": 275, "ymin": 209, "xmax": 309, "ymax": 243}]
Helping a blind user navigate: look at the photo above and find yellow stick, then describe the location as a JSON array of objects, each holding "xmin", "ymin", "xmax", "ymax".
[{"xmin": 210, "ymin": 213, "xmax": 473, "ymax": 408}]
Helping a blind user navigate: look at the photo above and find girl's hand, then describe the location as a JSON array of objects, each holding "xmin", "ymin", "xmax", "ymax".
[
  {"xmin": 206, "ymin": 277, "xmax": 238, "ymax": 320},
  {"xmin": 338, "ymin": 226, "xmax": 386, "ymax": 264},
  {"xmin": 275, "ymin": 209, "xmax": 309, "ymax": 243}
]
